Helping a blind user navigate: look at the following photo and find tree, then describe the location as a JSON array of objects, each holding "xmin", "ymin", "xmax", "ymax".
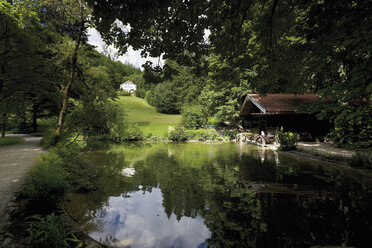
[
  {"xmin": 40, "ymin": 0, "xmax": 93, "ymax": 143},
  {"xmin": 153, "ymin": 81, "xmax": 179, "ymax": 114},
  {"xmin": 0, "ymin": 0, "xmax": 55, "ymax": 136},
  {"xmin": 181, "ymin": 105, "xmax": 208, "ymax": 129}
]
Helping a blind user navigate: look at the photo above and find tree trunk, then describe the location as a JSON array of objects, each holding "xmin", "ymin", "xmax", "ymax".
[
  {"xmin": 54, "ymin": 78, "xmax": 73, "ymax": 143},
  {"xmin": 54, "ymin": 16, "xmax": 85, "ymax": 144},
  {"xmin": 1, "ymin": 113, "xmax": 6, "ymax": 138}
]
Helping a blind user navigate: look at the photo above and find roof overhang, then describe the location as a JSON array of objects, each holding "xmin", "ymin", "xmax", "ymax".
[
  {"xmin": 239, "ymin": 94, "xmax": 266, "ymax": 117},
  {"xmin": 247, "ymin": 94, "xmax": 266, "ymax": 114}
]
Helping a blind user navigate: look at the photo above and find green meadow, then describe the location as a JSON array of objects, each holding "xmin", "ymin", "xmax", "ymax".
[{"xmin": 116, "ymin": 96, "xmax": 181, "ymax": 136}]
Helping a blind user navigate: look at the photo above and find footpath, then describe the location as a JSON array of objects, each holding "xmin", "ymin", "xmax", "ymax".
[{"xmin": 0, "ymin": 134, "xmax": 45, "ymax": 246}]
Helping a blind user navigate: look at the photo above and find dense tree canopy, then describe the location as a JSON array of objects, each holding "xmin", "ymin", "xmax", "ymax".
[{"xmin": 89, "ymin": 0, "xmax": 371, "ymax": 148}]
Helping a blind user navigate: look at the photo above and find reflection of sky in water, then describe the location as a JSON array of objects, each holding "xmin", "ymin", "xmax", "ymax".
[{"xmin": 87, "ymin": 187, "xmax": 210, "ymax": 248}]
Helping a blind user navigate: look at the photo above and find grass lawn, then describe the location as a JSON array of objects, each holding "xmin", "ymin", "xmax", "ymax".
[
  {"xmin": 0, "ymin": 136, "xmax": 25, "ymax": 146},
  {"xmin": 116, "ymin": 96, "xmax": 181, "ymax": 136}
]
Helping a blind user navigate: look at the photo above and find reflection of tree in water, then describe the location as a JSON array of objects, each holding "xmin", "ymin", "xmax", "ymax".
[
  {"xmin": 68, "ymin": 143, "xmax": 372, "ymax": 247},
  {"xmin": 66, "ymin": 149, "xmax": 138, "ymax": 227},
  {"xmin": 140, "ymin": 149, "xmax": 208, "ymax": 221}
]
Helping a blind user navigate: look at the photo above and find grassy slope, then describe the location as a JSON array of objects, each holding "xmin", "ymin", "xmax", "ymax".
[{"xmin": 116, "ymin": 96, "xmax": 181, "ymax": 136}]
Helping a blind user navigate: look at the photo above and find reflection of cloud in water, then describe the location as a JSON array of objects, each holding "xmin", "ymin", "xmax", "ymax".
[
  {"xmin": 87, "ymin": 188, "xmax": 210, "ymax": 248},
  {"xmin": 121, "ymin": 167, "xmax": 136, "ymax": 177}
]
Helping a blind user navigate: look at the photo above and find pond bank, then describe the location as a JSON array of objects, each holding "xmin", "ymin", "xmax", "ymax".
[
  {"xmin": 296, "ymin": 142, "xmax": 355, "ymax": 159},
  {"xmin": 240, "ymin": 139, "xmax": 365, "ymax": 169}
]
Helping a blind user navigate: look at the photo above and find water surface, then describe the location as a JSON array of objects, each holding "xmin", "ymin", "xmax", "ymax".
[{"xmin": 66, "ymin": 142, "xmax": 372, "ymax": 247}]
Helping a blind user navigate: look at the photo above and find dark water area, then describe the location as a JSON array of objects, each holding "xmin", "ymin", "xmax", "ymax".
[{"xmin": 66, "ymin": 142, "xmax": 372, "ymax": 248}]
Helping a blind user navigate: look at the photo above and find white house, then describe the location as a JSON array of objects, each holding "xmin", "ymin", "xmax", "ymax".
[{"xmin": 120, "ymin": 81, "xmax": 137, "ymax": 92}]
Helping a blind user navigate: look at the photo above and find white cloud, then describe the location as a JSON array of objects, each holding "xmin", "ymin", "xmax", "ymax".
[{"xmin": 87, "ymin": 28, "xmax": 164, "ymax": 70}]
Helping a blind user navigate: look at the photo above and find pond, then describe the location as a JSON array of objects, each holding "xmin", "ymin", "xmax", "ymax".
[{"xmin": 66, "ymin": 142, "xmax": 372, "ymax": 248}]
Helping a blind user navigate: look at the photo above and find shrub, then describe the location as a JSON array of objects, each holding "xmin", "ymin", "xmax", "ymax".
[
  {"xmin": 21, "ymin": 153, "xmax": 70, "ymax": 213},
  {"xmin": 207, "ymin": 117, "xmax": 220, "ymax": 126},
  {"xmin": 224, "ymin": 130, "xmax": 239, "ymax": 140},
  {"xmin": 329, "ymin": 107, "xmax": 372, "ymax": 149},
  {"xmin": 66, "ymin": 100, "xmax": 127, "ymax": 137},
  {"xmin": 145, "ymin": 90, "xmax": 156, "ymax": 106},
  {"xmin": 168, "ymin": 125, "xmax": 187, "ymax": 141},
  {"xmin": 276, "ymin": 127, "xmax": 298, "ymax": 151},
  {"xmin": 181, "ymin": 105, "xmax": 208, "ymax": 129},
  {"xmin": 41, "ymin": 128, "xmax": 57, "ymax": 148},
  {"xmin": 117, "ymin": 90, "xmax": 131, "ymax": 96},
  {"xmin": 26, "ymin": 213, "xmax": 82, "ymax": 248},
  {"xmin": 153, "ymin": 82, "xmax": 180, "ymax": 114},
  {"xmin": 185, "ymin": 129, "xmax": 221, "ymax": 141},
  {"xmin": 135, "ymin": 88, "xmax": 146, "ymax": 98},
  {"xmin": 120, "ymin": 123, "xmax": 144, "ymax": 141}
]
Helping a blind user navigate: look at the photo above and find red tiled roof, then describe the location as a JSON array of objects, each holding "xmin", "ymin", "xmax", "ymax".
[{"xmin": 248, "ymin": 94, "xmax": 319, "ymax": 113}]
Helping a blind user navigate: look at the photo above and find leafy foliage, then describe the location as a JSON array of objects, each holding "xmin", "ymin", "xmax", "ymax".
[
  {"xmin": 135, "ymin": 88, "xmax": 146, "ymax": 98},
  {"xmin": 276, "ymin": 127, "xmax": 298, "ymax": 151},
  {"xmin": 153, "ymin": 81, "xmax": 180, "ymax": 114},
  {"xmin": 117, "ymin": 90, "xmax": 132, "ymax": 96},
  {"xmin": 26, "ymin": 213, "xmax": 82, "ymax": 248},
  {"xmin": 66, "ymin": 100, "xmax": 126, "ymax": 137},
  {"xmin": 328, "ymin": 107, "xmax": 372, "ymax": 149},
  {"xmin": 185, "ymin": 129, "xmax": 221, "ymax": 141},
  {"xmin": 168, "ymin": 125, "xmax": 188, "ymax": 141},
  {"xmin": 181, "ymin": 105, "xmax": 208, "ymax": 129},
  {"xmin": 21, "ymin": 153, "xmax": 70, "ymax": 213},
  {"xmin": 119, "ymin": 123, "xmax": 144, "ymax": 141},
  {"xmin": 145, "ymin": 90, "xmax": 156, "ymax": 106},
  {"xmin": 90, "ymin": 0, "xmax": 372, "ymax": 148}
]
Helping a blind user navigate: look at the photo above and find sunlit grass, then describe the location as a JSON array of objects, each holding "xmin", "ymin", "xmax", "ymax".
[
  {"xmin": 0, "ymin": 136, "xmax": 25, "ymax": 146},
  {"xmin": 116, "ymin": 96, "xmax": 181, "ymax": 136}
]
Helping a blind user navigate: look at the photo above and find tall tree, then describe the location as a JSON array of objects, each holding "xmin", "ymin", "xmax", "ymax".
[
  {"xmin": 39, "ymin": 0, "xmax": 92, "ymax": 142},
  {"xmin": 0, "ymin": 0, "xmax": 49, "ymax": 136}
]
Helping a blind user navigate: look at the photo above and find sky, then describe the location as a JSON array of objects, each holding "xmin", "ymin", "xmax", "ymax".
[{"xmin": 87, "ymin": 28, "xmax": 164, "ymax": 70}]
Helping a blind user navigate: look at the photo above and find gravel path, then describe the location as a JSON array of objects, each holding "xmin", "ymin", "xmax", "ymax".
[{"xmin": 0, "ymin": 134, "xmax": 45, "ymax": 243}]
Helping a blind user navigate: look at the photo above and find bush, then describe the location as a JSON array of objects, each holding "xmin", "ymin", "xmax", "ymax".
[
  {"xmin": 26, "ymin": 213, "xmax": 82, "ymax": 248},
  {"xmin": 208, "ymin": 117, "xmax": 220, "ymax": 126},
  {"xmin": 185, "ymin": 129, "xmax": 221, "ymax": 141},
  {"xmin": 276, "ymin": 127, "xmax": 298, "ymax": 151},
  {"xmin": 181, "ymin": 105, "xmax": 208, "ymax": 129},
  {"xmin": 41, "ymin": 128, "xmax": 57, "ymax": 148},
  {"xmin": 66, "ymin": 100, "xmax": 127, "ymax": 137},
  {"xmin": 135, "ymin": 88, "xmax": 146, "ymax": 98},
  {"xmin": 168, "ymin": 125, "xmax": 187, "ymax": 141},
  {"xmin": 223, "ymin": 130, "xmax": 239, "ymax": 140},
  {"xmin": 117, "ymin": 90, "xmax": 132, "ymax": 96},
  {"xmin": 21, "ymin": 153, "xmax": 70, "ymax": 213},
  {"xmin": 120, "ymin": 123, "xmax": 144, "ymax": 141},
  {"xmin": 145, "ymin": 90, "xmax": 156, "ymax": 106},
  {"xmin": 329, "ymin": 107, "xmax": 372, "ymax": 149},
  {"xmin": 153, "ymin": 82, "xmax": 180, "ymax": 114}
]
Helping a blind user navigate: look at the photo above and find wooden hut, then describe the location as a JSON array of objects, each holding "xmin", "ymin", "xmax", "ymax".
[{"xmin": 239, "ymin": 94, "xmax": 331, "ymax": 138}]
